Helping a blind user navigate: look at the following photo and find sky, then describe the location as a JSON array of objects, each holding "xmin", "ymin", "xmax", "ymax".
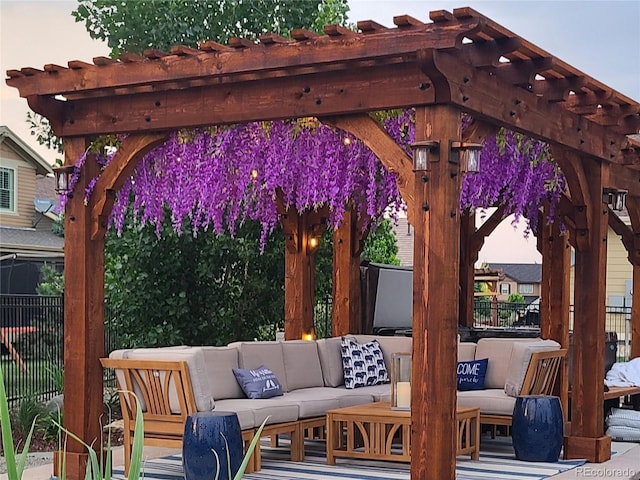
[{"xmin": 1, "ymin": 0, "xmax": 639, "ymax": 264}]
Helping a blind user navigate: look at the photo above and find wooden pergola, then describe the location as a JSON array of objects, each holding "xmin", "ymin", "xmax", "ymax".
[{"xmin": 7, "ymin": 7, "xmax": 640, "ymax": 480}]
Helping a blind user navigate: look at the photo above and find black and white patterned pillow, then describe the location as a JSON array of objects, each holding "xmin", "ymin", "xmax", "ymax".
[{"xmin": 341, "ymin": 337, "xmax": 389, "ymax": 389}]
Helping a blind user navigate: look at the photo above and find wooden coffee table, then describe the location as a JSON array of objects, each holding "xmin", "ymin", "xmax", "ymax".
[{"xmin": 326, "ymin": 402, "xmax": 479, "ymax": 464}]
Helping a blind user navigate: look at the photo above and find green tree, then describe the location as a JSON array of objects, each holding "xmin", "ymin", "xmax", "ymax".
[
  {"xmin": 507, "ymin": 293, "xmax": 525, "ymax": 304},
  {"xmin": 43, "ymin": 0, "xmax": 403, "ymax": 348},
  {"xmin": 105, "ymin": 213, "xmax": 286, "ymax": 347},
  {"xmin": 35, "ymin": 264, "xmax": 64, "ymax": 296},
  {"xmin": 362, "ymin": 219, "xmax": 400, "ymax": 266},
  {"xmin": 73, "ymin": 0, "xmax": 349, "ymax": 57}
]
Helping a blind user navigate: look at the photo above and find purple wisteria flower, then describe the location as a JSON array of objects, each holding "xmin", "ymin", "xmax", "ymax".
[{"xmin": 68, "ymin": 111, "xmax": 565, "ymax": 249}]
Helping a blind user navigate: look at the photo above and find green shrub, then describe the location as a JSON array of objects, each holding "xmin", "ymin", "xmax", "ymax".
[{"xmin": 11, "ymin": 396, "xmax": 46, "ymax": 437}]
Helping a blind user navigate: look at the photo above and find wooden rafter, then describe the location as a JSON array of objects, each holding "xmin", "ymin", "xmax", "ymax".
[{"xmin": 6, "ymin": 8, "xmax": 638, "ymax": 165}]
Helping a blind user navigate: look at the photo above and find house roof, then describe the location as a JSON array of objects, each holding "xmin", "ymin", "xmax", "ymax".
[
  {"xmin": 487, "ymin": 263, "xmax": 542, "ymax": 283},
  {"xmin": 0, "ymin": 125, "xmax": 53, "ymax": 176},
  {"xmin": 0, "ymin": 226, "xmax": 63, "ymax": 255}
]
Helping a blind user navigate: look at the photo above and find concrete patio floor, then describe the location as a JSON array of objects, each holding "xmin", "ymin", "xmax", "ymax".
[{"xmin": 5, "ymin": 440, "xmax": 639, "ymax": 480}]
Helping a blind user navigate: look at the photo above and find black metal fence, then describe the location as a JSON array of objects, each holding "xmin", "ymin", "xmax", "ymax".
[
  {"xmin": 473, "ymin": 300, "xmax": 540, "ymax": 328},
  {"xmin": 0, "ymin": 294, "xmax": 64, "ymax": 405},
  {"xmin": 0, "ymin": 294, "xmax": 124, "ymax": 406},
  {"xmin": 2, "ymin": 293, "xmax": 633, "ymax": 405},
  {"xmin": 314, "ymin": 294, "xmax": 333, "ymax": 338},
  {"xmin": 473, "ymin": 300, "xmax": 634, "ymax": 361}
]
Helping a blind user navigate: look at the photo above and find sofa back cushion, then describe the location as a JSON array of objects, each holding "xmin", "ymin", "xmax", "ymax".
[
  {"xmin": 233, "ymin": 341, "xmax": 288, "ymax": 392},
  {"xmin": 504, "ymin": 340, "xmax": 561, "ymax": 397},
  {"xmin": 458, "ymin": 342, "xmax": 477, "ymax": 362},
  {"xmin": 352, "ymin": 335, "xmax": 412, "ymax": 373},
  {"xmin": 282, "ymin": 340, "xmax": 325, "ymax": 391},
  {"xmin": 110, "ymin": 346, "xmax": 215, "ymax": 412},
  {"xmin": 475, "ymin": 338, "xmax": 541, "ymax": 389},
  {"xmin": 317, "ymin": 336, "xmax": 350, "ymax": 387},
  {"xmin": 200, "ymin": 346, "xmax": 244, "ymax": 400}
]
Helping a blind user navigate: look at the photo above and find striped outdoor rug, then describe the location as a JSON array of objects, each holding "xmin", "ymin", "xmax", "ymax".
[{"xmin": 113, "ymin": 437, "xmax": 586, "ymax": 480}]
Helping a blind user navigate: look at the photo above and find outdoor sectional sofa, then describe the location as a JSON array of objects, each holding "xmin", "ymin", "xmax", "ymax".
[{"xmin": 102, "ymin": 334, "xmax": 566, "ymax": 473}]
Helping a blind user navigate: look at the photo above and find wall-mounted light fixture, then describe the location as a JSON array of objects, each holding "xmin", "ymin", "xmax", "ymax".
[
  {"xmin": 52, "ymin": 165, "xmax": 76, "ymax": 195},
  {"xmin": 307, "ymin": 224, "xmax": 324, "ymax": 252},
  {"xmin": 450, "ymin": 142, "xmax": 483, "ymax": 173},
  {"xmin": 410, "ymin": 140, "xmax": 439, "ymax": 171},
  {"xmin": 308, "ymin": 235, "xmax": 320, "ymax": 250},
  {"xmin": 602, "ymin": 188, "xmax": 627, "ymax": 211}
]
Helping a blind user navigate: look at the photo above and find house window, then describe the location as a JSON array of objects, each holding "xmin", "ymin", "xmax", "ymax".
[
  {"xmin": 518, "ymin": 283, "xmax": 534, "ymax": 294},
  {"xmin": 0, "ymin": 167, "xmax": 15, "ymax": 212},
  {"xmin": 500, "ymin": 283, "xmax": 510, "ymax": 295}
]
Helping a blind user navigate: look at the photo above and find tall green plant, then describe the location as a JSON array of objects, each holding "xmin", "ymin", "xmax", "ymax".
[
  {"xmin": 212, "ymin": 418, "xmax": 268, "ymax": 480},
  {"xmin": 0, "ymin": 366, "xmax": 37, "ymax": 480},
  {"xmin": 53, "ymin": 394, "xmax": 144, "ymax": 480}
]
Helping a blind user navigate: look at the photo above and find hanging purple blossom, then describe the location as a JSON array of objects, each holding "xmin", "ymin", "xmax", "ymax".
[{"xmin": 66, "ymin": 110, "xmax": 566, "ymax": 247}]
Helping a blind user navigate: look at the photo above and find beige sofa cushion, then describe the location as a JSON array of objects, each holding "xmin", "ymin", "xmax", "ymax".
[
  {"xmin": 200, "ymin": 346, "xmax": 244, "ymax": 400},
  {"xmin": 111, "ymin": 346, "xmax": 215, "ymax": 413},
  {"xmin": 316, "ymin": 336, "xmax": 350, "ymax": 387},
  {"xmin": 233, "ymin": 341, "xmax": 288, "ymax": 392},
  {"xmin": 457, "ymin": 388, "xmax": 517, "ymax": 416},
  {"xmin": 282, "ymin": 387, "xmax": 343, "ymax": 418},
  {"xmin": 458, "ymin": 342, "xmax": 477, "ymax": 362},
  {"xmin": 504, "ymin": 340, "xmax": 561, "ymax": 397},
  {"xmin": 213, "ymin": 398, "xmax": 299, "ymax": 430},
  {"xmin": 475, "ymin": 338, "xmax": 540, "ymax": 389},
  {"xmin": 282, "ymin": 340, "xmax": 325, "ymax": 391}
]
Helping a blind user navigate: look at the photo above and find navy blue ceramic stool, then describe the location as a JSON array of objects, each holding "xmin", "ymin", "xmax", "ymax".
[
  {"xmin": 183, "ymin": 411, "xmax": 243, "ymax": 480},
  {"xmin": 512, "ymin": 395, "xmax": 564, "ymax": 462}
]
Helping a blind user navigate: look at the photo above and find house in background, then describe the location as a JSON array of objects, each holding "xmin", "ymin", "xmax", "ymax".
[
  {"xmin": 0, "ymin": 125, "xmax": 63, "ymax": 294},
  {"xmin": 487, "ymin": 263, "xmax": 542, "ymax": 304},
  {"xmin": 392, "ymin": 216, "xmax": 414, "ymax": 267}
]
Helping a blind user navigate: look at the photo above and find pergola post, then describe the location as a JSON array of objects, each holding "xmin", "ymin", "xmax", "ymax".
[
  {"xmin": 632, "ymin": 266, "xmax": 640, "ymax": 359},
  {"xmin": 623, "ymin": 196, "xmax": 640, "ymax": 360},
  {"xmin": 539, "ymin": 214, "xmax": 571, "ymax": 421},
  {"xmin": 565, "ymin": 159, "xmax": 611, "ymax": 462},
  {"xmin": 53, "ymin": 139, "xmax": 106, "ymax": 479},
  {"xmin": 332, "ymin": 206, "xmax": 365, "ymax": 336},
  {"xmin": 280, "ymin": 208, "xmax": 320, "ymax": 340},
  {"xmin": 411, "ymin": 105, "xmax": 460, "ymax": 479},
  {"xmin": 459, "ymin": 211, "xmax": 476, "ymax": 328}
]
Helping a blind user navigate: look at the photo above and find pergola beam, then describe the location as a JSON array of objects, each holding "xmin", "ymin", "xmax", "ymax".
[
  {"xmin": 421, "ymin": 50, "xmax": 629, "ymax": 162},
  {"xmin": 90, "ymin": 133, "xmax": 168, "ymax": 239},
  {"xmin": 320, "ymin": 114, "xmax": 415, "ymax": 224}
]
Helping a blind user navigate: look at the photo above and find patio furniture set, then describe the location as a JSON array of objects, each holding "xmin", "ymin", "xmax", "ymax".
[{"xmin": 102, "ymin": 334, "xmax": 566, "ymax": 475}]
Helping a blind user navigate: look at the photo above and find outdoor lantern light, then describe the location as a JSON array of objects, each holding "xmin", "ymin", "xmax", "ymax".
[
  {"xmin": 450, "ymin": 141, "xmax": 483, "ymax": 173},
  {"xmin": 410, "ymin": 140, "xmax": 439, "ymax": 171},
  {"xmin": 602, "ymin": 188, "xmax": 627, "ymax": 211},
  {"xmin": 307, "ymin": 224, "xmax": 323, "ymax": 251},
  {"xmin": 391, "ymin": 352, "xmax": 412, "ymax": 410},
  {"xmin": 301, "ymin": 327, "xmax": 316, "ymax": 341},
  {"xmin": 308, "ymin": 235, "xmax": 320, "ymax": 250},
  {"xmin": 53, "ymin": 165, "xmax": 76, "ymax": 195}
]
